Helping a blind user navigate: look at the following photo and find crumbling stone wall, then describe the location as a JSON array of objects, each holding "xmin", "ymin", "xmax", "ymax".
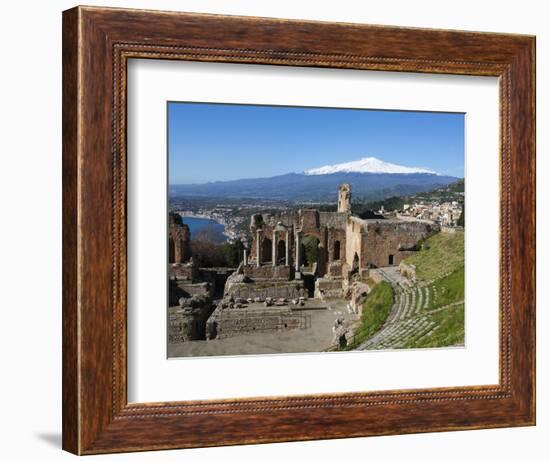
[
  {"xmin": 249, "ymin": 207, "xmax": 348, "ymax": 272},
  {"xmin": 319, "ymin": 211, "xmax": 348, "ymax": 228},
  {"xmin": 169, "ymin": 257, "xmax": 213, "ymax": 306},
  {"xmin": 345, "ymin": 217, "xmax": 365, "ymax": 272},
  {"xmin": 314, "ymin": 278, "xmax": 344, "ymax": 299},
  {"xmin": 300, "ymin": 209, "xmax": 320, "ymax": 229},
  {"xmin": 327, "ymin": 227, "xmax": 346, "ymax": 265},
  {"xmin": 225, "ymin": 280, "xmax": 307, "ymax": 300},
  {"xmin": 243, "ymin": 265, "xmax": 292, "ymax": 280},
  {"xmin": 399, "ymin": 261, "xmax": 417, "ymax": 281},
  {"xmin": 357, "ymin": 219, "xmax": 437, "ymax": 268},
  {"xmin": 168, "ymin": 295, "xmax": 216, "ymax": 342},
  {"xmin": 337, "ymin": 183, "xmax": 352, "ymax": 213},
  {"xmin": 206, "ymin": 305, "xmax": 308, "ymax": 339},
  {"xmin": 170, "ymin": 260, "xmax": 198, "ymax": 281},
  {"xmin": 238, "ymin": 186, "xmax": 438, "ymax": 304},
  {"xmin": 168, "ymin": 212, "xmax": 191, "ymax": 263}
]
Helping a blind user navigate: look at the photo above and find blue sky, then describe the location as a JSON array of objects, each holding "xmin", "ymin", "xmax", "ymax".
[{"xmin": 168, "ymin": 102, "xmax": 464, "ymax": 184}]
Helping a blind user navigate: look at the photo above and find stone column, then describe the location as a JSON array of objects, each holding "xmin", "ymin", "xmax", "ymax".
[
  {"xmin": 295, "ymin": 231, "xmax": 300, "ymax": 271},
  {"xmin": 243, "ymin": 249, "xmax": 248, "ymax": 266},
  {"xmin": 174, "ymin": 239, "xmax": 182, "ymax": 264},
  {"xmin": 285, "ymin": 229, "xmax": 289, "ymax": 266},
  {"xmin": 256, "ymin": 229, "xmax": 261, "ymax": 267},
  {"xmin": 272, "ymin": 230, "xmax": 277, "ymax": 267}
]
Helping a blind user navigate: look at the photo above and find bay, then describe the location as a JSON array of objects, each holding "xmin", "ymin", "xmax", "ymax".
[{"xmin": 181, "ymin": 216, "xmax": 227, "ymax": 243}]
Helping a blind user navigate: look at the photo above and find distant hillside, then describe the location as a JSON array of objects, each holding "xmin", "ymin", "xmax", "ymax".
[
  {"xmin": 170, "ymin": 172, "xmax": 459, "ymax": 203},
  {"xmin": 352, "ymin": 178, "xmax": 464, "ymax": 218}
]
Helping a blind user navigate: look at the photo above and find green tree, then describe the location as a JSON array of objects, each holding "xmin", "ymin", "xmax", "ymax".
[
  {"xmin": 222, "ymin": 240, "xmax": 244, "ymax": 267},
  {"xmin": 301, "ymin": 236, "xmax": 319, "ymax": 266}
]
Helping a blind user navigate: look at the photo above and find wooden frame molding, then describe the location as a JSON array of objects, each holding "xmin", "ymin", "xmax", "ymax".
[{"xmin": 62, "ymin": 6, "xmax": 535, "ymax": 455}]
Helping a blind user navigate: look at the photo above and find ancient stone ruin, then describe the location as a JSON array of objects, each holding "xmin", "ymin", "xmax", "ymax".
[
  {"xmin": 244, "ymin": 183, "xmax": 437, "ymax": 301},
  {"xmin": 168, "ymin": 185, "xmax": 439, "ymax": 345},
  {"xmin": 168, "ymin": 212, "xmax": 216, "ymax": 342},
  {"xmin": 168, "ymin": 212, "xmax": 191, "ymax": 264}
]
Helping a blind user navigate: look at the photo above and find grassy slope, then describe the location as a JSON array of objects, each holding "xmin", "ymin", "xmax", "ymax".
[
  {"xmin": 346, "ymin": 281, "xmax": 394, "ymax": 350},
  {"xmin": 404, "ymin": 304, "xmax": 465, "ymax": 348},
  {"xmin": 404, "ymin": 231, "xmax": 464, "ymax": 282},
  {"xmin": 403, "ymin": 231, "xmax": 465, "ymax": 348},
  {"xmin": 346, "ymin": 231, "xmax": 465, "ymax": 351},
  {"xmin": 427, "ymin": 266, "xmax": 465, "ymax": 310}
]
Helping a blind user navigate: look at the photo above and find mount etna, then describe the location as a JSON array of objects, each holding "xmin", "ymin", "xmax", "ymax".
[{"xmin": 170, "ymin": 157, "xmax": 459, "ymax": 202}]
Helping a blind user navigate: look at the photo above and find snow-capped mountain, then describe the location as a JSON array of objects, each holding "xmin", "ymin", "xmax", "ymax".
[
  {"xmin": 170, "ymin": 156, "xmax": 458, "ymax": 202},
  {"xmin": 304, "ymin": 157, "xmax": 437, "ymax": 176}
]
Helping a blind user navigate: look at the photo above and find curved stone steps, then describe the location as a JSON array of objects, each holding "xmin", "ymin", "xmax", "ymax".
[{"xmin": 356, "ymin": 266, "xmax": 462, "ymax": 351}]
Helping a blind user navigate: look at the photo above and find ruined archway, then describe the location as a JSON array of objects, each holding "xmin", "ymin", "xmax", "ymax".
[
  {"xmin": 352, "ymin": 252, "xmax": 359, "ymax": 274},
  {"xmin": 277, "ymin": 240, "xmax": 286, "ymax": 265},
  {"xmin": 301, "ymin": 235, "xmax": 320, "ymax": 270},
  {"xmin": 261, "ymin": 237, "xmax": 272, "ymax": 264},
  {"xmin": 333, "ymin": 240, "xmax": 341, "ymax": 260}
]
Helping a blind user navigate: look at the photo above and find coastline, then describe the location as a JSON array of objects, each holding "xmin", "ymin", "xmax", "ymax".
[{"xmin": 178, "ymin": 212, "xmax": 235, "ymax": 241}]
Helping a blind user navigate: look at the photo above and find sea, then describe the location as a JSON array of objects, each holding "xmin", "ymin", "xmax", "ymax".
[{"xmin": 181, "ymin": 216, "xmax": 227, "ymax": 243}]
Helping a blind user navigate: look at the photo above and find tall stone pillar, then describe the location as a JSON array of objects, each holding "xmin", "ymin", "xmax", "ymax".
[
  {"xmin": 295, "ymin": 232, "xmax": 301, "ymax": 271},
  {"xmin": 337, "ymin": 183, "xmax": 352, "ymax": 213},
  {"xmin": 272, "ymin": 230, "xmax": 277, "ymax": 267},
  {"xmin": 174, "ymin": 239, "xmax": 182, "ymax": 264},
  {"xmin": 256, "ymin": 229, "xmax": 261, "ymax": 267},
  {"xmin": 285, "ymin": 229, "xmax": 289, "ymax": 266},
  {"xmin": 243, "ymin": 249, "xmax": 248, "ymax": 266}
]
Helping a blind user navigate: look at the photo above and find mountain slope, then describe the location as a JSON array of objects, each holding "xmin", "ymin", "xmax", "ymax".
[{"xmin": 170, "ymin": 172, "xmax": 459, "ymax": 202}]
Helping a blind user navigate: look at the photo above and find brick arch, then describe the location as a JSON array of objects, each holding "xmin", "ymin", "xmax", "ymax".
[
  {"xmin": 299, "ymin": 231, "xmax": 327, "ymax": 276},
  {"xmin": 300, "ymin": 230, "xmax": 324, "ymax": 243},
  {"xmin": 333, "ymin": 240, "xmax": 341, "ymax": 260},
  {"xmin": 277, "ymin": 239, "xmax": 286, "ymax": 264},
  {"xmin": 261, "ymin": 236, "xmax": 272, "ymax": 264}
]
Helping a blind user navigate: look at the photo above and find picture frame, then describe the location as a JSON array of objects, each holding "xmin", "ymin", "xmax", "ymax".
[{"xmin": 62, "ymin": 5, "xmax": 535, "ymax": 455}]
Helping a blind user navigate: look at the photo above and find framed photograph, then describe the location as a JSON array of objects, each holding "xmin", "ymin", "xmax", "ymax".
[{"xmin": 62, "ymin": 6, "xmax": 535, "ymax": 455}]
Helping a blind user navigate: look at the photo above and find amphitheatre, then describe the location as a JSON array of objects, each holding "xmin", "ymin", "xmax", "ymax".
[{"xmin": 168, "ymin": 184, "xmax": 464, "ymax": 357}]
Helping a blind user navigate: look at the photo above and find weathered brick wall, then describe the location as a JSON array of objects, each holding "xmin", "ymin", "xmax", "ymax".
[
  {"xmin": 248, "ymin": 206, "xmax": 348, "ymax": 270},
  {"xmin": 326, "ymin": 260, "xmax": 343, "ymax": 278},
  {"xmin": 170, "ymin": 280, "xmax": 212, "ymax": 306},
  {"xmin": 168, "ymin": 212, "xmax": 191, "ymax": 263},
  {"xmin": 319, "ymin": 211, "xmax": 347, "ymax": 228},
  {"xmin": 169, "ymin": 261, "xmax": 198, "ymax": 281},
  {"xmin": 300, "ymin": 209, "xmax": 320, "ymax": 229},
  {"xmin": 348, "ymin": 281, "xmax": 370, "ymax": 315},
  {"xmin": 360, "ymin": 220, "xmax": 437, "ymax": 268},
  {"xmin": 261, "ymin": 210, "xmax": 299, "ymax": 228},
  {"xmin": 243, "ymin": 265, "xmax": 291, "ymax": 280},
  {"xmin": 168, "ymin": 308, "xmax": 199, "ymax": 343},
  {"xmin": 345, "ymin": 217, "xmax": 437, "ymax": 269},
  {"xmin": 225, "ymin": 280, "xmax": 307, "ymax": 300},
  {"xmin": 314, "ymin": 277, "xmax": 344, "ymax": 298},
  {"xmin": 168, "ymin": 299, "xmax": 216, "ymax": 343},
  {"xmin": 345, "ymin": 217, "xmax": 365, "ymax": 270},
  {"xmin": 337, "ymin": 183, "xmax": 352, "ymax": 213},
  {"xmin": 327, "ymin": 228, "xmax": 346, "ymax": 263},
  {"xmin": 206, "ymin": 306, "xmax": 308, "ymax": 339}
]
